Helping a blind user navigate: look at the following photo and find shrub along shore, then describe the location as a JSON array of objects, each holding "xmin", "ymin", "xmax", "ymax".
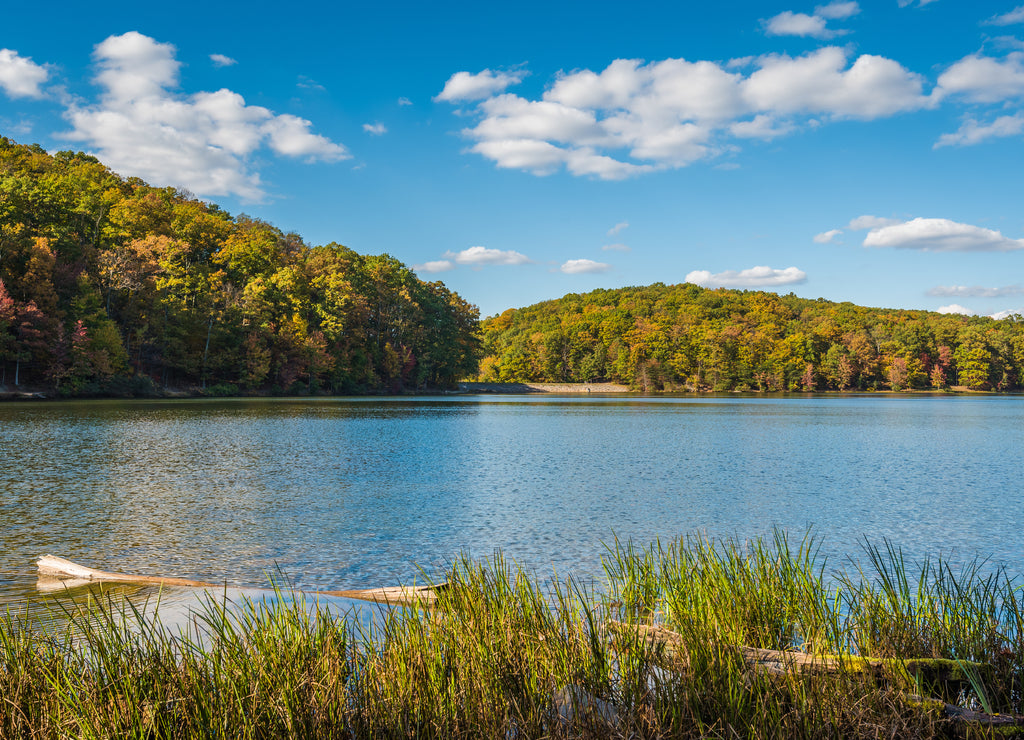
[{"xmin": 3, "ymin": 531, "xmax": 1023, "ymax": 739}]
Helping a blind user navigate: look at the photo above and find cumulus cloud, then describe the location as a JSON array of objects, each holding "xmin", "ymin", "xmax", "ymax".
[
  {"xmin": 927, "ymin": 284, "xmax": 1024, "ymax": 298},
  {"xmin": 61, "ymin": 32, "xmax": 348, "ymax": 201},
  {"xmin": 934, "ymin": 113, "xmax": 1024, "ymax": 147},
  {"xmin": 848, "ymin": 215, "xmax": 901, "ymax": 230},
  {"xmin": 991, "ymin": 308, "xmax": 1024, "ymax": 320},
  {"xmin": 937, "ymin": 304, "xmax": 975, "ymax": 315},
  {"xmin": 413, "ymin": 260, "xmax": 455, "ymax": 274},
  {"xmin": 729, "ymin": 114, "xmax": 794, "ymax": 140},
  {"xmin": 398, "ymin": 96, "xmax": 412, "ymax": 106},
  {"xmin": 210, "ymin": 53, "xmax": 237, "ymax": 67},
  {"xmin": 560, "ymin": 258, "xmax": 610, "ymax": 274},
  {"xmin": 933, "ymin": 52, "xmax": 1024, "ymax": 103},
  {"xmin": 762, "ymin": 3, "xmax": 859, "ymax": 38},
  {"xmin": 434, "ymin": 69, "xmax": 527, "ymax": 102},
  {"xmin": 863, "ymin": 218, "xmax": 1024, "ymax": 252},
  {"xmin": 814, "ymin": 229, "xmax": 842, "ymax": 244},
  {"xmin": 602, "ymin": 243, "xmax": 632, "ymax": 252},
  {"xmin": 0, "ymin": 48, "xmax": 49, "ymax": 98},
  {"xmin": 443, "ymin": 246, "xmax": 531, "ymax": 266},
  {"xmin": 816, "ymin": 1, "xmax": 860, "ymax": 19},
  {"xmin": 686, "ymin": 265, "xmax": 807, "ymax": 288},
  {"xmin": 607, "ymin": 221, "xmax": 629, "ymax": 236},
  {"xmin": 439, "ymin": 48, "xmax": 928, "ymax": 178},
  {"xmin": 363, "ymin": 122, "xmax": 387, "ymax": 135},
  {"xmin": 762, "ymin": 12, "xmax": 834, "ymax": 39},
  {"xmin": 742, "ymin": 48, "xmax": 927, "ymax": 119},
  {"xmin": 984, "ymin": 6, "xmax": 1024, "ymax": 25}
]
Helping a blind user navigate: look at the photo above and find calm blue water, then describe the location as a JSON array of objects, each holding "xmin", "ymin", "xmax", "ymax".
[{"xmin": 2, "ymin": 394, "xmax": 1022, "ymax": 612}]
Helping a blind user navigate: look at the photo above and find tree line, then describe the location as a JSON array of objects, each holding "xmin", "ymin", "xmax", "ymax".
[
  {"xmin": 477, "ymin": 283, "xmax": 1024, "ymax": 392},
  {"xmin": 0, "ymin": 137, "xmax": 479, "ymax": 396}
]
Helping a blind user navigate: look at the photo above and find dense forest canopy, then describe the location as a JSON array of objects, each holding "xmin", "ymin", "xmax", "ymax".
[
  {"xmin": 4, "ymin": 134, "xmax": 1023, "ymax": 398},
  {"xmin": 0, "ymin": 137, "xmax": 480, "ymax": 395},
  {"xmin": 477, "ymin": 284, "xmax": 1024, "ymax": 392}
]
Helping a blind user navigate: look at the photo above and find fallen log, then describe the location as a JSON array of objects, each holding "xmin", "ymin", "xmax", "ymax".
[
  {"xmin": 605, "ymin": 620, "xmax": 881, "ymax": 675},
  {"xmin": 606, "ymin": 621, "xmax": 1024, "ymax": 729},
  {"xmin": 38, "ymin": 555, "xmax": 216, "ymax": 588},
  {"xmin": 36, "ymin": 555, "xmax": 443, "ymax": 606}
]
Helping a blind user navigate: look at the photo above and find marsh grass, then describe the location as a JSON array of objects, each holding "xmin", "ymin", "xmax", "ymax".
[{"xmin": 2, "ymin": 532, "xmax": 1023, "ymax": 738}]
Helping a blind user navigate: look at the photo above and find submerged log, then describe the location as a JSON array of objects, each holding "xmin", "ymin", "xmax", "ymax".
[
  {"xmin": 606, "ymin": 620, "xmax": 881, "ymax": 675},
  {"xmin": 36, "ymin": 555, "xmax": 443, "ymax": 606},
  {"xmin": 318, "ymin": 583, "xmax": 443, "ymax": 606},
  {"xmin": 607, "ymin": 621, "xmax": 1024, "ymax": 728}
]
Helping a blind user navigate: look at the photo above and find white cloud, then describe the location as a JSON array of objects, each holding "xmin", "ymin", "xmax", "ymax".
[
  {"xmin": 762, "ymin": 3, "xmax": 859, "ymax": 38},
  {"xmin": 763, "ymin": 11, "xmax": 833, "ymax": 39},
  {"xmin": 210, "ymin": 53, "xmax": 237, "ymax": 67},
  {"xmin": 897, "ymin": 0, "xmax": 939, "ymax": 6},
  {"xmin": 602, "ymin": 243, "xmax": 632, "ymax": 252},
  {"xmin": 444, "ymin": 246, "xmax": 531, "ymax": 266},
  {"xmin": 742, "ymin": 48, "xmax": 927, "ymax": 119},
  {"xmin": 263, "ymin": 114, "xmax": 346, "ymax": 160},
  {"xmin": 434, "ymin": 69, "xmax": 526, "ymax": 102},
  {"xmin": 61, "ymin": 32, "xmax": 348, "ymax": 201},
  {"xmin": 398, "ymin": 96, "xmax": 412, "ymax": 106},
  {"xmin": 686, "ymin": 265, "xmax": 807, "ymax": 288},
  {"xmin": 297, "ymin": 76, "xmax": 326, "ymax": 92},
  {"xmin": 363, "ymin": 122, "xmax": 387, "ymax": 135},
  {"xmin": 927, "ymin": 284, "xmax": 1024, "ymax": 298},
  {"xmin": 607, "ymin": 221, "xmax": 629, "ymax": 236},
  {"xmin": 991, "ymin": 308, "xmax": 1024, "ymax": 320},
  {"xmin": 0, "ymin": 49, "xmax": 49, "ymax": 99},
  {"xmin": 934, "ymin": 53, "xmax": 1024, "ymax": 104},
  {"xmin": 439, "ymin": 48, "xmax": 927, "ymax": 178},
  {"xmin": 863, "ymin": 218, "xmax": 1024, "ymax": 252},
  {"xmin": 413, "ymin": 260, "xmax": 455, "ymax": 274},
  {"xmin": 935, "ymin": 113, "xmax": 1024, "ymax": 147},
  {"xmin": 814, "ymin": 229, "xmax": 842, "ymax": 244},
  {"xmin": 848, "ymin": 215, "xmax": 901, "ymax": 230},
  {"xmin": 816, "ymin": 1, "xmax": 860, "ymax": 20},
  {"xmin": 560, "ymin": 258, "xmax": 610, "ymax": 274},
  {"xmin": 984, "ymin": 6, "xmax": 1024, "ymax": 25},
  {"xmin": 729, "ymin": 114, "xmax": 794, "ymax": 140},
  {"xmin": 937, "ymin": 304, "xmax": 975, "ymax": 315}
]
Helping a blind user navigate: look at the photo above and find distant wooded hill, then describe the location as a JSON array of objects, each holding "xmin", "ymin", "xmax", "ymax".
[
  {"xmin": 477, "ymin": 284, "xmax": 1024, "ymax": 392},
  {"xmin": 0, "ymin": 137, "xmax": 479, "ymax": 395}
]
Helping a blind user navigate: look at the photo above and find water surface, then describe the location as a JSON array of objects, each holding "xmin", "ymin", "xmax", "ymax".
[{"xmin": 2, "ymin": 394, "xmax": 1021, "ymax": 616}]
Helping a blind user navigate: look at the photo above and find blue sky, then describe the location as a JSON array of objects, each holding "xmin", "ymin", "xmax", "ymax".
[{"xmin": 2, "ymin": 0, "xmax": 1023, "ymax": 319}]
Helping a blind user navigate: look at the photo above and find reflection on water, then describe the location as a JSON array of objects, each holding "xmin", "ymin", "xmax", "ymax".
[
  {"xmin": 4, "ymin": 576, "xmax": 379, "ymax": 642},
  {"xmin": 2, "ymin": 394, "xmax": 1024, "ymax": 619}
]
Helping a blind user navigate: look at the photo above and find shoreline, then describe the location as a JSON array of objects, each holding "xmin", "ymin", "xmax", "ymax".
[{"xmin": 0, "ymin": 382, "xmax": 1003, "ymax": 402}]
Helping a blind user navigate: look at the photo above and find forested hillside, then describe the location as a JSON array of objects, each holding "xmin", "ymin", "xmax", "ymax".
[
  {"xmin": 477, "ymin": 284, "xmax": 1024, "ymax": 392},
  {"xmin": 0, "ymin": 137, "xmax": 479, "ymax": 395}
]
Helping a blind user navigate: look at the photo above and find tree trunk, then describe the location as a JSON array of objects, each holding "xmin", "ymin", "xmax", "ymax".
[{"xmin": 201, "ymin": 316, "xmax": 214, "ymax": 389}]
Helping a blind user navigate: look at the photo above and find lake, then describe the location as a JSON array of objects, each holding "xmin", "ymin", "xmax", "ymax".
[{"xmin": 2, "ymin": 394, "xmax": 1022, "ymax": 617}]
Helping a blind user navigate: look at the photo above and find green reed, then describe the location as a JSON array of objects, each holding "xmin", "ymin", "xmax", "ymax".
[{"xmin": 2, "ymin": 532, "xmax": 1023, "ymax": 738}]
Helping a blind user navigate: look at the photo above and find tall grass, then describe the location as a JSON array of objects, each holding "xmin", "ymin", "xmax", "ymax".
[{"xmin": 2, "ymin": 531, "xmax": 1023, "ymax": 738}]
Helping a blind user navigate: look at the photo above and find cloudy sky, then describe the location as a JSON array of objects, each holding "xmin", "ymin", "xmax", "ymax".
[{"xmin": 2, "ymin": 0, "xmax": 1023, "ymax": 318}]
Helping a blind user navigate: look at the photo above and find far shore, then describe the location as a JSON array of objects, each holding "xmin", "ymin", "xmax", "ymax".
[
  {"xmin": 458, "ymin": 382, "xmax": 632, "ymax": 394},
  {"xmin": 0, "ymin": 381, "xmax": 999, "ymax": 402}
]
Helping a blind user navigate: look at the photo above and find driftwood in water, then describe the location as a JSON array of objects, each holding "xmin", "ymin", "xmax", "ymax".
[
  {"xmin": 318, "ymin": 583, "xmax": 443, "ymax": 605},
  {"xmin": 607, "ymin": 621, "xmax": 1024, "ymax": 729},
  {"xmin": 38, "ymin": 555, "xmax": 217, "ymax": 588},
  {"xmin": 36, "ymin": 555, "xmax": 443, "ymax": 606}
]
